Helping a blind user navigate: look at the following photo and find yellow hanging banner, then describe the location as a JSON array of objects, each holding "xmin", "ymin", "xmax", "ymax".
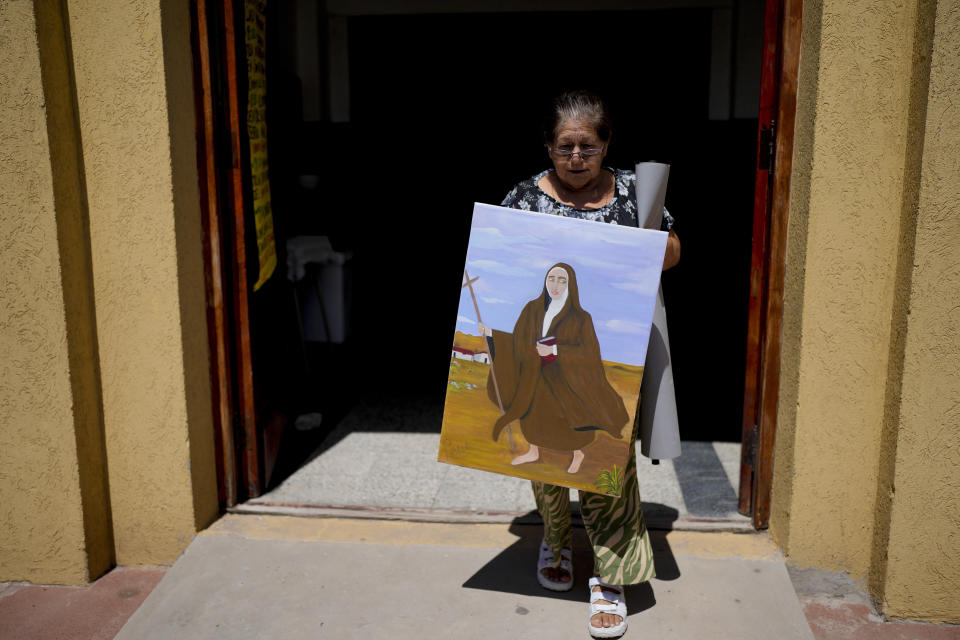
[{"xmin": 245, "ymin": 0, "xmax": 276, "ymax": 291}]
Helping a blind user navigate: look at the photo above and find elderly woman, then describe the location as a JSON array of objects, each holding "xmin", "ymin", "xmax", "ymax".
[{"xmin": 500, "ymin": 90, "xmax": 681, "ymax": 639}]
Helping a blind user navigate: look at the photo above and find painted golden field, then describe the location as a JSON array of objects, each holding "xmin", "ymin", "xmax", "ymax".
[{"xmin": 438, "ymin": 356, "xmax": 644, "ymax": 496}]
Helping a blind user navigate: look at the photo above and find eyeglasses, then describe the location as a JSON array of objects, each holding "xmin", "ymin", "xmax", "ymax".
[{"xmin": 547, "ymin": 144, "xmax": 605, "ymax": 160}]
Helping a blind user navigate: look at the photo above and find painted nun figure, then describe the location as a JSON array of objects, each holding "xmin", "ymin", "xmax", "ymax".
[{"xmin": 479, "ymin": 262, "xmax": 630, "ymax": 474}]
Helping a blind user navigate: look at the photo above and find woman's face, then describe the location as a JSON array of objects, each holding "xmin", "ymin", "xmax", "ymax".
[
  {"xmin": 548, "ymin": 119, "xmax": 608, "ymax": 192},
  {"xmin": 546, "ymin": 267, "xmax": 568, "ymax": 300}
]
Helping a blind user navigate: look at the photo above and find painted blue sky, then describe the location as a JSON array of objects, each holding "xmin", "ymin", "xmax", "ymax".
[{"xmin": 456, "ymin": 204, "xmax": 667, "ymax": 366}]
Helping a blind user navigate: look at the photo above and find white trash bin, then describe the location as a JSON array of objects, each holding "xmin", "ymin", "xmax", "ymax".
[{"xmin": 286, "ymin": 235, "xmax": 351, "ymax": 344}]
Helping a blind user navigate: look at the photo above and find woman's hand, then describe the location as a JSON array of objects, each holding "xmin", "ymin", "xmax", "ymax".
[
  {"xmin": 662, "ymin": 229, "xmax": 681, "ymax": 271},
  {"xmin": 478, "ymin": 322, "xmax": 492, "ymax": 337},
  {"xmin": 536, "ymin": 343, "xmax": 554, "ymax": 357}
]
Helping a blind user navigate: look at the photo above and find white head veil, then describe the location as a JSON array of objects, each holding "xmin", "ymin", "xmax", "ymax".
[{"xmin": 542, "ymin": 266, "xmax": 569, "ymax": 337}]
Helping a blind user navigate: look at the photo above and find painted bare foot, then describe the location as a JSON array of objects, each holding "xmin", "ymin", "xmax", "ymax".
[
  {"xmin": 511, "ymin": 444, "xmax": 540, "ymax": 465},
  {"xmin": 567, "ymin": 449, "xmax": 585, "ymax": 474},
  {"xmin": 591, "ymin": 583, "xmax": 623, "ymax": 631}
]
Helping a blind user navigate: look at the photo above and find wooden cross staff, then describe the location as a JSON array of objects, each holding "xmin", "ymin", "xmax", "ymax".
[{"xmin": 462, "ymin": 269, "xmax": 516, "ymax": 453}]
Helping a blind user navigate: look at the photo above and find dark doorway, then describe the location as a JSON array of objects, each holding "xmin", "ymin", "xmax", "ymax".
[
  {"xmin": 266, "ymin": 7, "xmax": 761, "ymax": 455},
  {"xmin": 188, "ymin": 1, "xmax": 768, "ymax": 502}
]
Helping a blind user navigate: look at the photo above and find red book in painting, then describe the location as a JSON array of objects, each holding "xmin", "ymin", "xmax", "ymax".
[{"xmin": 538, "ymin": 336, "xmax": 557, "ymax": 367}]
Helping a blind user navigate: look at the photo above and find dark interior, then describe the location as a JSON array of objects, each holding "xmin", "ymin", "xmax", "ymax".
[{"xmin": 255, "ymin": 7, "xmax": 762, "ymax": 486}]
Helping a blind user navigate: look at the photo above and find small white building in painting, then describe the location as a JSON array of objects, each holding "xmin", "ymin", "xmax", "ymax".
[
  {"xmin": 452, "ymin": 347, "xmax": 474, "ymax": 361},
  {"xmin": 473, "ymin": 352, "xmax": 490, "ymax": 364}
]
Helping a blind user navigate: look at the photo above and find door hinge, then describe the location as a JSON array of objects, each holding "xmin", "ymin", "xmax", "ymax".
[{"xmin": 758, "ymin": 119, "xmax": 776, "ymax": 170}]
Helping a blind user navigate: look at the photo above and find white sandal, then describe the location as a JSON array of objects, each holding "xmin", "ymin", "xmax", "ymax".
[
  {"xmin": 536, "ymin": 539, "xmax": 573, "ymax": 592},
  {"xmin": 588, "ymin": 576, "xmax": 627, "ymax": 638}
]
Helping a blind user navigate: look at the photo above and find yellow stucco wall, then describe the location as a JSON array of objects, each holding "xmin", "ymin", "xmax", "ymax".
[
  {"xmin": 773, "ymin": 0, "xmax": 958, "ymax": 623},
  {"xmin": 161, "ymin": 0, "xmax": 223, "ymax": 536},
  {"xmin": 1, "ymin": 0, "xmax": 217, "ymax": 583},
  {"xmin": 65, "ymin": 0, "xmax": 218, "ymax": 565},
  {"xmin": 771, "ymin": 0, "xmax": 925, "ymax": 576},
  {"xmin": 0, "ymin": 0, "xmax": 105, "ymax": 584},
  {"xmin": 880, "ymin": 1, "xmax": 960, "ymax": 622}
]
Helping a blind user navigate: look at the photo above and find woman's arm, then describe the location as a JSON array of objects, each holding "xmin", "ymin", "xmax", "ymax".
[{"xmin": 662, "ymin": 229, "xmax": 681, "ymax": 271}]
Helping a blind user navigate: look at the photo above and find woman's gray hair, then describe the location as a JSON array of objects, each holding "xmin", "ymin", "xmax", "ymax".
[{"xmin": 543, "ymin": 90, "xmax": 613, "ymax": 144}]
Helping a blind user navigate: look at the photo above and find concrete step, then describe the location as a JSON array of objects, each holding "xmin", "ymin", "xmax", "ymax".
[{"xmin": 114, "ymin": 515, "xmax": 814, "ymax": 640}]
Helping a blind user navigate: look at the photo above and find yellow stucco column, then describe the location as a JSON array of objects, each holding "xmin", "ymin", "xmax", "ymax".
[
  {"xmin": 65, "ymin": 0, "xmax": 219, "ymax": 565},
  {"xmin": 773, "ymin": 0, "xmax": 958, "ymax": 624},
  {"xmin": 0, "ymin": 0, "xmax": 113, "ymax": 584},
  {"xmin": 772, "ymin": 0, "xmax": 930, "ymax": 576},
  {"xmin": 877, "ymin": 1, "xmax": 960, "ymax": 622}
]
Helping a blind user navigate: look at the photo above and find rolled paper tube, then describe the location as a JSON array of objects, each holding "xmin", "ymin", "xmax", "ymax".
[
  {"xmin": 639, "ymin": 286, "xmax": 682, "ymax": 460},
  {"xmin": 635, "ymin": 162, "xmax": 671, "ymax": 230},
  {"xmin": 635, "ymin": 161, "xmax": 681, "ymax": 460}
]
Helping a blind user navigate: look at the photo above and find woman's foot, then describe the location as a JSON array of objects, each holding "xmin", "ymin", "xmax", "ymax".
[
  {"xmin": 512, "ymin": 444, "xmax": 540, "ymax": 465},
  {"xmin": 567, "ymin": 449, "xmax": 585, "ymax": 474},
  {"xmin": 588, "ymin": 577, "xmax": 627, "ymax": 638},
  {"xmin": 537, "ymin": 539, "xmax": 573, "ymax": 591},
  {"xmin": 542, "ymin": 565, "xmax": 571, "ymax": 584},
  {"xmin": 591, "ymin": 584, "xmax": 622, "ymax": 630}
]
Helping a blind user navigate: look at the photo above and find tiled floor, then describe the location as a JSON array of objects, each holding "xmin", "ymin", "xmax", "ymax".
[
  {"xmin": 0, "ymin": 567, "xmax": 165, "ymax": 640},
  {"xmin": 801, "ymin": 598, "xmax": 960, "ymax": 640},
  {"xmin": 790, "ymin": 567, "xmax": 960, "ymax": 639}
]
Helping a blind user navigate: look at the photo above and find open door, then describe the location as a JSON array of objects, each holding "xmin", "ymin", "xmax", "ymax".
[
  {"xmin": 193, "ymin": 0, "xmax": 297, "ymax": 503},
  {"xmin": 739, "ymin": 0, "xmax": 802, "ymax": 528}
]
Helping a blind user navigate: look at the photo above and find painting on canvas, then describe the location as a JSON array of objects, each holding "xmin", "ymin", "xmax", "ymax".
[{"xmin": 438, "ymin": 203, "xmax": 667, "ymax": 496}]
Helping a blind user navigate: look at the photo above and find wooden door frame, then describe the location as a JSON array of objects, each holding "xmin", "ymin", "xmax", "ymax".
[
  {"xmin": 193, "ymin": 0, "xmax": 236, "ymax": 508},
  {"xmin": 739, "ymin": 0, "xmax": 803, "ymax": 529},
  {"xmin": 219, "ymin": 0, "xmax": 262, "ymax": 500},
  {"xmin": 192, "ymin": 0, "xmax": 262, "ymax": 506}
]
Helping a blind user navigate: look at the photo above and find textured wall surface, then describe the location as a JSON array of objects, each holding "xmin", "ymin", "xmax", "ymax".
[
  {"xmin": 161, "ymin": 0, "xmax": 220, "ymax": 532},
  {"xmin": 66, "ymin": 0, "xmax": 218, "ymax": 565},
  {"xmin": 773, "ymin": 0, "xmax": 960, "ymax": 622},
  {"xmin": 771, "ymin": 0, "xmax": 923, "ymax": 578},
  {"xmin": 32, "ymin": 0, "xmax": 117, "ymax": 582},
  {"xmin": 769, "ymin": 0, "xmax": 822, "ymax": 552},
  {"xmin": 0, "ymin": 0, "xmax": 89, "ymax": 583},
  {"xmin": 881, "ymin": 1, "xmax": 960, "ymax": 622}
]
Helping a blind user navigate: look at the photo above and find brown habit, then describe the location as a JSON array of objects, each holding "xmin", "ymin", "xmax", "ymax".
[{"xmin": 488, "ymin": 263, "xmax": 629, "ymax": 451}]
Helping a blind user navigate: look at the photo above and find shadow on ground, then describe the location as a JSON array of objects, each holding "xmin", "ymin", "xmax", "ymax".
[
  {"xmin": 462, "ymin": 507, "xmax": 681, "ymax": 615},
  {"xmin": 672, "ymin": 441, "xmax": 739, "ymax": 517}
]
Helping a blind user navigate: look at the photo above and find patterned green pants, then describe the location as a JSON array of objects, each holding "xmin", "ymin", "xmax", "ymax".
[{"xmin": 532, "ymin": 436, "xmax": 655, "ymax": 585}]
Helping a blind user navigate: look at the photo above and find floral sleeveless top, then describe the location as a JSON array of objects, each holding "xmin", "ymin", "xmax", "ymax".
[{"xmin": 501, "ymin": 168, "xmax": 674, "ymax": 231}]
